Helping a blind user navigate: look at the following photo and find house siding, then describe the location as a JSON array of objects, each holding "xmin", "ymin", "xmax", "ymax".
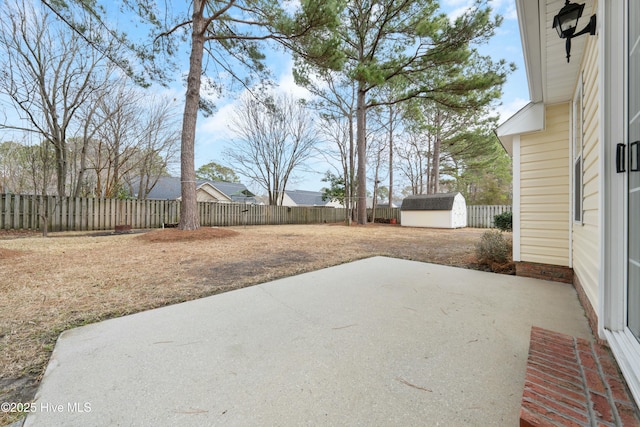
[
  {"xmin": 573, "ymin": 32, "xmax": 601, "ymax": 314},
  {"xmin": 195, "ymin": 185, "xmax": 230, "ymax": 203},
  {"xmin": 196, "ymin": 190, "xmax": 219, "ymax": 203},
  {"xmin": 519, "ymin": 103, "xmax": 571, "ymax": 267}
]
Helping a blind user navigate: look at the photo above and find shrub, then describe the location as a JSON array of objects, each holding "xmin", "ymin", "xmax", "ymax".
[
  {"xmin": 476, "ymin": 230, "xmax": 511, "ymax": 267},
  {"xmin": 494, "ymin": 211, "xmax": 513, "ymax": 231}
]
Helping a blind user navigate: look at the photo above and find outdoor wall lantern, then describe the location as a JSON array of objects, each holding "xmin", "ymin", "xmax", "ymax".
[{"xmin": 552, "ymin": 0, "xmax": 597, "ymax": 63}]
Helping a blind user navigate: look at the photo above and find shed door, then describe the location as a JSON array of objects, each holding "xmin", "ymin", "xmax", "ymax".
[{"xmin": 628, "ymin": 0, "xmax": 640, "ymax": 342}]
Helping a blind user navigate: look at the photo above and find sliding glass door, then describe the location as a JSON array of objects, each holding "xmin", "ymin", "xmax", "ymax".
[{"xmin": 628, "ymin": 0, "xmax": 640, "ymax": 342}]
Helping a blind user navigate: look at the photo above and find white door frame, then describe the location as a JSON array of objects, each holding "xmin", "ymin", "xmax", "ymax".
[{"xmin": 601, "ymin": 0, "xmax": 640, "ymax": 407}]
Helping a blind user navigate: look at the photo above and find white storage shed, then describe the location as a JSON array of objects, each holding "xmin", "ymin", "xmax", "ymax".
[{"xmin": 400, "ymin": 193, "xmax": 467, "ymax": 229}]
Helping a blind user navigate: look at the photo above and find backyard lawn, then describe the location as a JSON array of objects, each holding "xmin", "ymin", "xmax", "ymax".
[{"xmin": 0, "ymin": 224, "xmax": 506, "ymax": 425}]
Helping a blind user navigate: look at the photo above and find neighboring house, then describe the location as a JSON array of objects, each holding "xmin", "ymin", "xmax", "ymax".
[
  {"xmin": 495, "ymin": 1, "xmax": 640, "ymax": 406},
  {"xmin": 400, "ymin": 193, "xmax": 466, "ymax": 229},
  {"xmin": 280, "ymin": 190, "xmax": 344, "ymax": 208},
  {"xmin": 130, "ymin": 176, "xmax": 257, "ymax": 204},
  {"xmin": 375, "ymin": 202, "xmax": 401, "ymax": 209}
]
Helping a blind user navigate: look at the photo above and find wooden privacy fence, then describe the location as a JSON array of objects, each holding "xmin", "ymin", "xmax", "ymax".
[
  {"xmin": 0, "ymin": 194, "xmax": 507, "ymax": 231},
  {"xmin": 466, "ymin": 205, "xmax": 512, "ymax": 228},
  {"xmin": 0, "ymin": 194, "xmax": 182, "ymax": 231},
  {"xmin": 0, "ymin": 194, "xmax": 400, "ymax": 232}
]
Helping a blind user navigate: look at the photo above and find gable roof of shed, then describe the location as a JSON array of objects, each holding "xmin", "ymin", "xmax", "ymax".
[{"xmin": 401, "ymin": 193, "xmax": 460, "ymax": 211}]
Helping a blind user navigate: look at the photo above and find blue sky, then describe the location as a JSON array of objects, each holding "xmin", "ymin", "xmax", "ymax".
[
  {"xmin": 190, "ymin": 0, "xmax": 530, "ymax": 193},
  {"xmin": 0, "ymin": 0, "xmax": 529, "ymax": 194}
]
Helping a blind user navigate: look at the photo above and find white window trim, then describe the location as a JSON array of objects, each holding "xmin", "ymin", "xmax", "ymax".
[
  {"xmin": 513, "ymin": 135, "xmax": 521, "ymax": 262},
  {"xmin": 573, "ymin": 76, "xmax": 584, "ymax": 225}
]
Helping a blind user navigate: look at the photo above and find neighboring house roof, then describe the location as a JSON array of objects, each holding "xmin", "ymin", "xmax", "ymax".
[
  {"xmin": 133, "ymin": 176, "xmax": 256, "ymax": 203},
  {"xmin": 210, "ymin": 181, "xmax": 256, "ymax": 202},
  {"xmin": 401, "ymin": 193, "xmax": 462, "ymax": 211},
  {"xmin": 284, "ymin": 190, "xmax": 331, "ymax": 207}
]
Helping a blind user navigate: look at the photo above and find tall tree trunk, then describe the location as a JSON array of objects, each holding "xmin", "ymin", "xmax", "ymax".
[
  {"xmin": 179, "ymin": 3, "xmax": 205, "ymax": 230},
  {"xmin": 53, "ymin": 134, "xmax": 67, "ymax": 198},
  {"xmin": 74, "ymin": 138, "xmax": 88, "ymax": 197},
  {"xmin": 388, "ymin": 105, "xmax": 394, "ymax": 205},
  {"xmin": 420, "ymin": 154, "xmax": 425, "ymax": 194},
  {"xmin": 356, "ymin": 83, "xmax": 367, "ymax": 224},
  {"xmin": 347, "ymin": 114, "xmax": 355, "ymax": 224},
  {"xmin": 372, "ymin": 151, "xmax": 381, "ymax": 224},
  {"xmin": 113, "ymin": 139, "xmax": 120, "ymax": 198},
  {"xmin": 430, "ymin": 111, "xmax": 442, "ymax": 194}
]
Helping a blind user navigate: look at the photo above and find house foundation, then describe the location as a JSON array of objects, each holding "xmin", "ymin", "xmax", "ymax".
[{"xmin": 516, "ymin": 261, "xmax": 574, "ymax": 284}]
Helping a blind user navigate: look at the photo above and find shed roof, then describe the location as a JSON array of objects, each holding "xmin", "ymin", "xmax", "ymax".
[{"xmin": 400, "ymin": 193, "xmax": 461, "ymax": 211}]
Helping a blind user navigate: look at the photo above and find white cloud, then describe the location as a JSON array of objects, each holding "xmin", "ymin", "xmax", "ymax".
[
  {"xmin": 199, "ymin": 99, "xmax": 237, "ymax": 136},
  {"xmin": 441, "ymin": 0, "xmax": 470, "ymax": 7},
  {"xmin": 499, "ymin": 2, "xmax": 518, "ymax": 20},
  {"xmin": 446, "ymin": 0, "xmax": 518, "ymax": 22},
  {"xmin": 282, "ymin": 0, "xmax": 301, "ymax": 14},
  {"xmin": 495, "ymin": 97, "xmax": 530, "ymax": 125},
  {"xmin": 199, "ymin": 60, "xmax": 313, "ymax": 137},
  {"xmin": 276, "ymin": 63, "xmax": 315, "ymax": 100},
  {"xmin": 196, "ymin": 59, "xmax": 318, "ymax": 169},
  {"xmin": 447, "ymin": 6, "xmax": 473, "ymax": 22}
]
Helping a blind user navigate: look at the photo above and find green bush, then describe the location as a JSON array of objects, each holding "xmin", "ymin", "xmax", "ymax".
[
  {"xmin": 476, "ymin": 230, "xmax": 510, "ymax": 266},
  {"xmin": 494, "ymin": 211, "xmax": 512, "ymax": 231}
]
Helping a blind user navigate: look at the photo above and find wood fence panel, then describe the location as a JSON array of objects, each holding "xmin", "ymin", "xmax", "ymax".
[
  {"xmin": 60, "ymin": 197, "xmax": 67, "ymax": 231},
  {"xmin": 1, "ymin": 195, "xmax": 7, "ymax": 229},
  {"xmin": 47, "ymin": 196, "xmax": 55, "ymax": 231},
  {"xmin": 0, "ymin": 195, "xmax": 5, "ymax": 229},
  {"xmin": 0, "ymin": 195, "xmax": 411, "ymax": 231},
  {"xmin": 28, "ymin": 195, "xmax": 37, "ymax": 230},
  {"xmin": 76, "ymin": 197, "xmax": 83, "ymax": 230},
  {"xmin": 14, "ymin": 194, "xmax": 21, "ymax": 229},
  {"xmin": 466, "ymin": 205, "xmax": 512, "ymax": 228}
]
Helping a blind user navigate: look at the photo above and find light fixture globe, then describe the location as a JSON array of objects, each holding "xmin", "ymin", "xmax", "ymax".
[
  {"xmin": 551, "ymin": 1, "xmax": 596, "ymax": 63},
  {"xmin": 552, "ymin": 1, "xmax": 585, "ymax": 38}
]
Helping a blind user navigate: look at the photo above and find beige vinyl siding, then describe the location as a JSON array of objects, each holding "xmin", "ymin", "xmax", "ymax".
[
  {"xmin": 519, "ymin": 103, "xmax": 571, "ymax": 266},
  {"xmin": 573, "ymin": 33, "xmax": 600, "ymax": 311}
]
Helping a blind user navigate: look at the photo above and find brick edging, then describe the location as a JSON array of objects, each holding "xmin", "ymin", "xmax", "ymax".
[
  {"xmin": 521, "ymin": 327, "xmax": 640, "ymax": 426},
  {"xmin": 515, "ymin": 262, "xmax": 574, "ymax": 284},
  {"xmin": 573, "ymin": 273, "xmax": 605, "ymax": 345}
]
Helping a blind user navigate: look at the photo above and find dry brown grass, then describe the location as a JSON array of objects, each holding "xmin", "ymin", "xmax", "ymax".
[{"xmin": 0, "ymin": 224, "xmax": 496, "ymax": 425}]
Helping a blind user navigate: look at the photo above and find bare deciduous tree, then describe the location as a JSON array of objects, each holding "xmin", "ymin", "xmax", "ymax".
[
  {"xmin": 86, "ymin": 86, "xmax": 179, "ymax": 198},
  {"xmin": 396, "ymin": 131, "xmax": 432, "ymax": 196},
  {"xmin": 0, "ymin": 140, "xmax": 29, "ymax": 193},
  {"xmin": 318, "ymin": 113, "xmax": 356, "ymax": 222},
  {"xmin": 147, "ymin": 0, "xmax": 344, "ymax": 229},
  {"xmin": 301, "ymin": 70, "xmax": 358, "ymax": 222},
  {"xmin": 225, "ymin": 94, "xmax": 319, "ymax": 205},
  {"xmin": 0, "ymin": 0, "xmax": 114, "ymax": 197},
  {"xmin": 127, "ymin": 96, "xmax": 180, "ymax": 200}
]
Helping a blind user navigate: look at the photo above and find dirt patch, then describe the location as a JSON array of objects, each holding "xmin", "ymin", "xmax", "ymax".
[
  {"xmin": 0, "ymin": 224, "xmax": 508, "ymax": 426},
  {"xmin": 136, "ymin": 227, "xmax": 239, "ymax": 242},
  {"xmin": 0, "ymin": 229, "xmax": 38, "ymax": 239},
  {"xmin": 0, "ymin": 248, "xmax": 26, "ymax": 259}
]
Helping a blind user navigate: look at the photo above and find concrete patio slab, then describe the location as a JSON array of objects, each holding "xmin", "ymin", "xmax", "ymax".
[{"xmin": 24, "ymin": 257, "xmax": 592, "ymax": 426}]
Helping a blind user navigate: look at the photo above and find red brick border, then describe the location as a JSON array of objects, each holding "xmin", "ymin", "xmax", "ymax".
[
  {"xmin": 521, "ymin": 327, "xmax": 640, "ymax": 426},
  {"xmin": 515, "ymin": 262, "xmax": 574, "ymax": 284},
  {"xmin": 572, "ymin": 273, "xmax": 605, "ymax": 345}
]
